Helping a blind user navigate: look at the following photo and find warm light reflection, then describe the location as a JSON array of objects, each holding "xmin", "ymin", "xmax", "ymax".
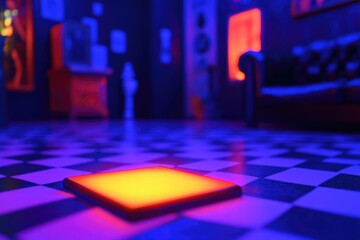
[
  {"xmin": 230, "ymin": 141, "xmax": 246, "ymax": 174},
  {"xmin": 1, "ymin": 8, "xmax": 17, "ymax": 37},
  {"xmin": 228, "ymin": 8, "xmax": 261, "ymax": 81},
  {"xmin": 1, "ymin": 27, "xmax": 13, "ymax": 36},
  {"xmin": 12, "ymin": 9, "xmax": 18, "ymax": 16},
  {"xmin": 4, "ymin": 10, "xmax": 10, "ymax": 17},
  {"xmin": 4, "ymin": 18, "xmax": 12, "ymax": 26},
  {"xmin": 65, "ymin": 166, "xmax": 240, "ymax": 210}
]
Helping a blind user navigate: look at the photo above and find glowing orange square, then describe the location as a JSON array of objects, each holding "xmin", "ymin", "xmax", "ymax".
[
  {"xmin": 228, "ymin": 8, "xmax": 261, "ymax": 81},
  {"xmin": 64, "ymin": 166, "xmax": 241, "ymax": 220}
]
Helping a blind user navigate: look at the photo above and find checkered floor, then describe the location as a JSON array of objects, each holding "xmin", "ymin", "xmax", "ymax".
[{"xmin": 0, "ymin": 121, "xmax": 360, "ymax": 240}]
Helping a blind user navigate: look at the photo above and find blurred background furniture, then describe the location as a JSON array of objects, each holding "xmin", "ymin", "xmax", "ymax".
[
  {"xmin": 240, "ymin": 32, "xmax": 360, "ymax": 127},
  {"xmin": 48, "ymin": 67, "xmax": 112, "ymax": 119},
  {"xmin": 48, "ymin": 22, "xmax": 112, "ymax": 119}
]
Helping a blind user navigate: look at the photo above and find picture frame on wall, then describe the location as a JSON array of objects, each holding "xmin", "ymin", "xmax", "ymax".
[
  {"xmin": 1, "ymin": 0, "xmax": 34, "ymax": 91},
  {"xmin": 291, "ymin": 0, "xmax": 358, "ymax": 18}
]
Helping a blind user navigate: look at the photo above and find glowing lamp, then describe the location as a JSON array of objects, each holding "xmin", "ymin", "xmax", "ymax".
[
  {"xmin": 4, "ymin": 18, "xmax": 12, "ymax": 27},
  {"xmin": 1, "ymin": 27, "xmax": 13, "ymax": 37},
  {"xmin": 1, "ymin": 8, "xmax": 16, "ymax": 37},
  {"xmin": 64, "ymin": 166, "xmax": 242, "ymax": 220},
  {"xmin": 12, "ymin": 9, "xmax": 18, "ymax": 16},
  {"xmin": 4, "ymin": 10, "xmax": 10, "ymax": 17}
]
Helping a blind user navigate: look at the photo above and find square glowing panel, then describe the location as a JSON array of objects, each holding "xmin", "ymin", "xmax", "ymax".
[{"xmin": 64, "ymin": 166, "xmax": 242, "ymax": 220}]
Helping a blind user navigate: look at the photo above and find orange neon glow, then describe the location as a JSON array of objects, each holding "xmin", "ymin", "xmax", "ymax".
[
  {"xmin": 1, "ymin": 9, "xmax": 14, "ymax": 37},
  {"xmin": 65, "ymin": 167, "xmax": 241, "ymax": 211},
  {"xmin": 228, "ymin": 8, "xmax": 261, "ymax": 81},
  {"xmin": 4, "ymin": 18, "xmax": 12, "ymax": 27},
  {"xmin": 1, "ymin": 27, "xmax": 13, "ymax": 37}
]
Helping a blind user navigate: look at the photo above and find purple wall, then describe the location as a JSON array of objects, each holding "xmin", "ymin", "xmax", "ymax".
[
  {"xmin": 7, "ymin": 0, "xmax": 183, "ymax": 121},
  {"xmin": 7, "ymin": 0, "xmax": 152, "ymax": 120},
  {"xmin": 218, "ymin": 0, "xmax": 360, "ymax": 120},
  {"xmin": 262, "ymin": 1, "xmax": 360, "ymax": 53},
  {"xmin": 150, "ymin": 0, "xmax": 184, "ymax": 119}
]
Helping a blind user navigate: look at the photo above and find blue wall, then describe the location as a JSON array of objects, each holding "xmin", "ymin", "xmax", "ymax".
[
  {"xmin": 7, "ymin": 0, "xmax": 185, "ymax": 121},
  {"xmin": 150, "ymin": 0, "xmax": 184, "ymax": 119},
  {"xmin": 261, "ymin": 1, "xmax": 360, "ymax": 53},
  {"xmin": 7, "ymin": 0, "xmax": 152, "ymax": 120}
]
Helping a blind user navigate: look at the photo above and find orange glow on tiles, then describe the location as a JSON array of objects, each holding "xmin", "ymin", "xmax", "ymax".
[
  {"xmin": 65, "ymin": 167, "xmax": 240, "ymax": 210},
  {"xmin": 228, "ymin": 8, "xmax": 261, "ymax": 81}
]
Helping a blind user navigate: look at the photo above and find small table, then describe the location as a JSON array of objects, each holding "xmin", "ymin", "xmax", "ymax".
[{"xmin": 48, "ymin": 66, "xmax": 113, "ymax": 119}]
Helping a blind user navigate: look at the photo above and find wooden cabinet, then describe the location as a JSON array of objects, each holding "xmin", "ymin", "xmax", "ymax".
[{"xmin": 48, "ymin": 67, "xmax": 113, "ymax": 119}]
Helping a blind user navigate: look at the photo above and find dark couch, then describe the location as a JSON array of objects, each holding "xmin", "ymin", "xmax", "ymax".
[{"xmin": 239, "ymin": 33, "xmax": 360, "ymax": 127}]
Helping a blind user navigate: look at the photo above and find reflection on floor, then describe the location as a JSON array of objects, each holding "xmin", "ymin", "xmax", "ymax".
[{"xmin": 0, "ymin": 121, "xmax": 359, "ymax": 239}]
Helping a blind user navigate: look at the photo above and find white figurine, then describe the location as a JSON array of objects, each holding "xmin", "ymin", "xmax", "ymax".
[{"xmin": 122, "ymin": 62, "xmax": 138, "ymax": 120}]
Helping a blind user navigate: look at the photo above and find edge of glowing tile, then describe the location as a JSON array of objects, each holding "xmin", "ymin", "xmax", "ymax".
[{"xmin": 63, "ymin": 166, "xmax": 242, "ymax": 221}]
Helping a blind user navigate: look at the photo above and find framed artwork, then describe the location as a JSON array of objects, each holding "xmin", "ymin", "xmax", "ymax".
[
  {"xmin": 291, "ymin": 0, "xmax": 358, "ymax": 18},
  {"xmin": 1, "ymin": 0, "xmax": 34, "ymax": 91}
]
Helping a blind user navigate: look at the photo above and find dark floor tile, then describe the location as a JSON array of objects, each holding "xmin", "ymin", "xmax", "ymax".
[
  {"xmin": 88, "ymin": 143, "xmax": 117, "ymax": 150},
  {"xmin": 44, "ymin": 181, "xmax": 66, "ymax": 191},
  {"xmin": 67, "ymin": 161, "xmax": 124, "ymax": 173},
  {"xmin": 0, "ymin": 164, "xmax": 50, "ymax": 177},
  {"xmin": 8, "ymin": 154, "xmax": 56, "ymax": 161},
  {"xmin": 0, "ymin": 198, "xmax": 92, "ymax": 236},
  {"xmin": 147, "ymin": 149, "xmax": 182, "ymax": 154},
  {"xmin": 267, "ymin": 206, "xmax": 360, "ymax": 240},
  {"xmin": 0, "ymin": 177, "xmax": 36, "ymax": 192},
  {"xmin": 221, "ymin": 164, "xmax": 287, "ymax": 177},
  {"xmin": 320, "ymin": 174, "xmax": 360, "ymax": 192},
  {"xmin": 276, "ymin": 152, "xmax": 325, "ymax": 161},
  {"xmin": 150, "ymin": 156, "xmax": 201, "ymax": 165},
  {"xmin": 296, "ymin": 161, "xmax": 349, "ymax": 172},
  {"xmin": 243, "ymin": 179, "xmax": 315, "ymax": 202},
  {"xmin": 25, "ymin": 145, "xmax": 60, "ymax": 152},
  {"xmin": 132, "ymin": 218, "xmax": 249, "ymax": 240},
  {"xmin": 334, "ymin": 154, "xmax": 360, "ymax": 161},
  {"xmin": 74, "ymin": 152, "xmax": 120, "ymax": 159}
]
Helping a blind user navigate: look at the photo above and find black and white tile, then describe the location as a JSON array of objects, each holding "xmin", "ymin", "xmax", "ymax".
[{"xmin": 0, "ymin": 121, "xmax": 359, "ymax": 239}]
